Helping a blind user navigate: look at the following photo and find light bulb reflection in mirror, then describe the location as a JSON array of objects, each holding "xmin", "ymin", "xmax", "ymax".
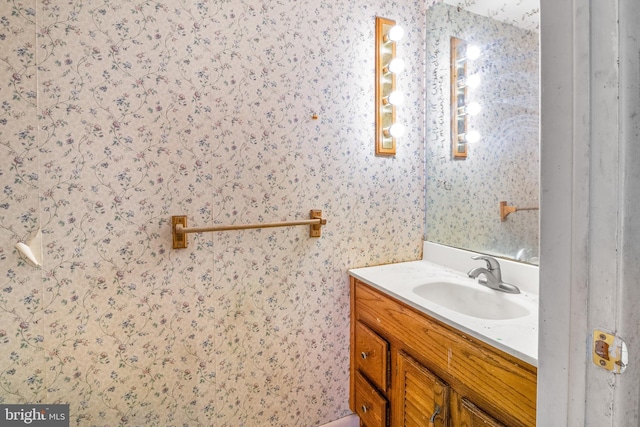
[
  {"xmin": 457, "ymin": 102, "xmax": 481, "ymax": 116},
  {"xmin": 466, "ymin": 45, "xmax": 481, "ymax": 60},
  {"xmin": 466, "ymin": 102, "xmax": 481, "ymax": 116},
  {"xmin": 458, "ymin": 131, "xmax": 481, "ymax": 144},
  {"xmin": 465, "ymin": 130, "xmax": 481, "ymax": 143},
  {"xmin": 458, "ymin": 74, "xmax": 481, "ymax": 89}
]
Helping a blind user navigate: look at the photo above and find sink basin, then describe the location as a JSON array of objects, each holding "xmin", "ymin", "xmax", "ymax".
[{"xmin": 412, "ymin": 281, "xmax": 531, "ymax": 320}]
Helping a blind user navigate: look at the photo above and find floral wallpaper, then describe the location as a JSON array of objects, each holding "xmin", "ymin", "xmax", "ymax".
[
  {"xmin": 425, "ymin": 2, "xmax": 540, "ymax": 263},
  {"xmin": 442, "ymin": 0, "xmax": 540, "ymax": 32},
  {"xmin": 0, "ymin": 0, "xmax": 432, "ymax": 425}
]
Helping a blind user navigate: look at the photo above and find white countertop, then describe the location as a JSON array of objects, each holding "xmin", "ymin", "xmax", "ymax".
[{"xmin": 349, "ymin": 259, "xmax": 538, "ymax": 366}]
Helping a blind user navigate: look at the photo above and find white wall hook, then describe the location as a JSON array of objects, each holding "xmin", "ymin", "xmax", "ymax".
[{"xmin": 15, "ymin": 228, "xmax": 42, "ymax": 267}]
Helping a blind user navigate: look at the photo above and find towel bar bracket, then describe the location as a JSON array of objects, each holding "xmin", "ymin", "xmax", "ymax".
[
  {"xmin": 172, "ymin": 215, "xmax": 188, "ymax": 249},
  {"xmin": 309, "ymin": 210, "xmax": 324, "ymax": 237},
  {"xmin": 499, "ymin": 201, "xmax": 539, "ymax": 222}
]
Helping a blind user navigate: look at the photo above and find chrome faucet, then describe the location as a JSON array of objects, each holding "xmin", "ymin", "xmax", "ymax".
[{"xmin": 467, "ymin": 255, "xmax": 520, "ymax": 294}]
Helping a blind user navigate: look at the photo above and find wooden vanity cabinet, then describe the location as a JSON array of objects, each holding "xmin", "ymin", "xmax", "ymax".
[{"xmin": 349, "ymin": 278, "xmax": 537, "ymax": 427}]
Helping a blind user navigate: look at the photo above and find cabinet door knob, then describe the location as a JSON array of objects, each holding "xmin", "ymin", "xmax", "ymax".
[
  {"xmin": 361, "ymin": 351, "xmax": 369, "ymax": 359},
  {"xmin": 361, "ymin": 405, "xmax": 368, "ymax": 414}
]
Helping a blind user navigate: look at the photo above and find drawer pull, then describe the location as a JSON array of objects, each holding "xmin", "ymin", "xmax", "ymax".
[
  {"xmin": 361, "ymin": 351, "xmax": 369, "ymax": 359},
  {"xmin": 361, "ymin": 404, "xmax": 368, "ymax": 414},
  {"xmin": 428, "ymin": 404, "xmax": 441, "ymax": 427}
]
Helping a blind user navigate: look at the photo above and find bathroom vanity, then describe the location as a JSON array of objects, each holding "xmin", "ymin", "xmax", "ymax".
[{"xmin": 348, "ymin": 245, "xmax": 538, "ymax": 427}]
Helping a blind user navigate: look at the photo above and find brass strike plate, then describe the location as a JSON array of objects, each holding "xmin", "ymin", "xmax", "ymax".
[
  {"xmin": 310, "ymin": 210, "xmax": 326, "ymax": 237},
  {"xmin": 172, "ymin": 215, "xmax": 187, "ymax": 249},
  {"xmin": 593, "ymin": 329, "xmax": 628, "ymax": 374}
]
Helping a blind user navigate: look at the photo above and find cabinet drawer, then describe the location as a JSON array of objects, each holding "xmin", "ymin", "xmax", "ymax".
[
  {"xmin": 354, "ymin": 371, "xmax": 387, "ymax": 427},
  {"xmin": 355, "ymin": 321, "xmax": 389, "ymax": 391}
]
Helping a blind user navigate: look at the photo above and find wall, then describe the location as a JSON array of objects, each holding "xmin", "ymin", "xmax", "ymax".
[
  {"xmin": 425, "ymin": 3, "xmax": 539, "ymax": 262},
  {"xmin": 0, "ymin": 0, "xmax": 429, "ymax": 425}
]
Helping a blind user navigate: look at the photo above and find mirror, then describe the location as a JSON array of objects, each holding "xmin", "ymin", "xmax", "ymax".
[{"xmin": 425, "ymin": 0, "xmax": 540, "ymax": 264}]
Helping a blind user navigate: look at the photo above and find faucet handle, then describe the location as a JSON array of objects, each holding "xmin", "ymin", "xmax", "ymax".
[{"xmin": 471, "ymin": 255, "xmax": 501, "ymax": 271}]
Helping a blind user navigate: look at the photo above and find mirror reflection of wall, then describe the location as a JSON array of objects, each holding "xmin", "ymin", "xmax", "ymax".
[{"xmin": 425, "ymin": 1, "xmax": 540, "ymax": 264}]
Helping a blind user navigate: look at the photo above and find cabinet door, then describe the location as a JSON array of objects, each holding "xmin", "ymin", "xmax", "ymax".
[
  {"xmin": 395, "ymin": 352, "xmax": 449, "ymax": 427},
  {"xmin": 459, "ymin": 398, "xmax": 506, "ymax": 427}
]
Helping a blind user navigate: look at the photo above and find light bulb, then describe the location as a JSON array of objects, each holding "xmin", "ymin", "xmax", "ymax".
[
  {"xmin": 385, "ymin": 123, "xmax": 405, "ymax": 138},
  {"xmin": 465, "ymin": 74, "xmax": 481, "ymax": 89},
  {"xmin": 465, "ymin": 130, "xmax": 481, "ymax": 143},
  {"xmin": 386, "ymin": 25, "xmax": 405, "ymax": 42},
  {"xmin": 466, "ymin": 102, "xmax": 481, "ymax": 116},
  {"xmin": 386, "ymin": 58, "xmax": 405, "ymax": 74},
  {"xmin": 384, "ymin": 90, "xmax": 404, "ymax": 106},
  {"xmin": 466, "ymin": 45, "xmax": 481, "ymax": 60}
]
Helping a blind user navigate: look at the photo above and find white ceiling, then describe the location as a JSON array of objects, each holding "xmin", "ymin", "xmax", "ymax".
[{"xmin": 441, "ymin": 0, "xmax": 540, "ymax": 32}]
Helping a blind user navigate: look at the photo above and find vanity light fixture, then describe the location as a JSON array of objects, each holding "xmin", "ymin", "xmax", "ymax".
[
  {"xmin": 376, "ymin": 17, "xmax": 404, "ymax": 156},
  {"xmin": 451, "ymin": 37, "xmax": 481, "ymax": 159}
]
